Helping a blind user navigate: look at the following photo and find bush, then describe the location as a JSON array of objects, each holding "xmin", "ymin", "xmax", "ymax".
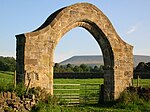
[
  {"xmin": 15, "ymin": 83, "xmax": 26, "ymax": 97},
  {"xmin": 118, "ymin": 90, "xmax": 141, "ymax": 104},
  {"xmin": 31, "ymin": 95, "xmax": 61, "ymax": 112},
  {"xmin": 0, "ymin": 81, "xmax": 26, "ymax": 97},
  {"xmin": 115, "ymin": 90, "xmax": 150, "ymax": 111},
  {"xmin": 0, "ymin": 56, "xmax": 16, "ymax": 72},
  {"xmin": 0, "ymin": 80, "xmax": 14, "ymax": 92}
]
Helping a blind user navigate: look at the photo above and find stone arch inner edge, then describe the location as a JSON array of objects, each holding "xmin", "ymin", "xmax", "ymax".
[{"xmin": 54, "ymin": 20, "xmax": 114, "ymax": 69}]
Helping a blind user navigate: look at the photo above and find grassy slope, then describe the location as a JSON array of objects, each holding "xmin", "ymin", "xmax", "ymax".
[{"xmin": 0, "ymin": 71, "xmax": 14, "ymax": 84}]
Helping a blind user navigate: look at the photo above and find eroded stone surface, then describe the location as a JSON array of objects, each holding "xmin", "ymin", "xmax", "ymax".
[{"xmin": 16, "ymin": 3, "xmax": 133, "ymax": 101}]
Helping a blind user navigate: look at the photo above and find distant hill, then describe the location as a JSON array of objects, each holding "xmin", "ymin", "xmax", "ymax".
[{"xmin": 59, "ymin": 55, "xmax": 150, "ymax": 67}]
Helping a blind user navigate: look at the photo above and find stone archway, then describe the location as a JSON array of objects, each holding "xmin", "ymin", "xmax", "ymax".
[{"xmin": 16, "ymin": 3, "xmax": 133, "ymax": 101}]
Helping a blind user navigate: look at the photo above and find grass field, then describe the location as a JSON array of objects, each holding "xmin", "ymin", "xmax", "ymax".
[
  {"xmin": 0, "ymin": 71, "xmax": 14, "ymax": 83},
  {"xmin": 0, "ymin": 71, "xmax": 150, "ymax": 86},
  {"xmin": 54, "ymin": 78, "xmax": 150, "ymax": 87},
  {"xmin": 1, "ymin": 71, "xmax": 150, "ymax": 112},
  {"xmin": 54, "ymin": 78, "xmax": 104, "ymax": 84}
]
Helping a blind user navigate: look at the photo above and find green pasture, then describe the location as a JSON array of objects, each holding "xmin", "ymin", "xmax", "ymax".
[
  {"xmin": 0, "ymin": 71, "xmax": 150, "ymax": 87},
  {"xmin": 54, "ymin": 78, "xmax": 104, "ymax": 84},
  {"xmin": 0, "ymin": 71, "xmax": 14, "ymax": 82}
]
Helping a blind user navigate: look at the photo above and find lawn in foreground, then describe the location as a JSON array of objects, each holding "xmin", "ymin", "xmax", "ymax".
[{"xmin": 0, "ymin": 71, "xmax": 150, "ymax": 111}]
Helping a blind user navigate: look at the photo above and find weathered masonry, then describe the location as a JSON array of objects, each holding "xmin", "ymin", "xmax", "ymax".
[{"xmin": 16, "ymin": 3, "xmax": 133, "ymax": 101}]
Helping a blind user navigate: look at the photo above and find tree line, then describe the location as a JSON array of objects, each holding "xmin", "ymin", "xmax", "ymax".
[
  {"xmin": 134, "ymin": 62, "xmax": 150, "ymax": 72},
  {"xmin": 0, "ymin": 56, "xmax": 150, "ymax": 73},
  {"xmin": 0, "ymin": 56, "xmax": 16, "ymax": 72},
  {"xmin": 54, "ymin": 62, "xmax": 150, "ymax": 73},
  {"xmin": 54, "ymin": 63, "xmax": 104, "ymax": 73}
]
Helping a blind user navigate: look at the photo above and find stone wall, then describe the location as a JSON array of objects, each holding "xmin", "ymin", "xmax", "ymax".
[
  {"xmin": 0, "ymin": 92, "xmax": 36, "ymax": 112},
  {"xmin": 16, "ymin": 3, "xmax": 133, "ymax": 101}
]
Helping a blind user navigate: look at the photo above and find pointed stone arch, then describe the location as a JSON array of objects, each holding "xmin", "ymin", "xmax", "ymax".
[{"xmin": 16, "ymin": 3, "xmax": 133, "ymax": 101}]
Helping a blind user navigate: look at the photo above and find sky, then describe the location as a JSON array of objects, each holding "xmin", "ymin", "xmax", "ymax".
[{"xmin": 0, "ymin": 0, "xmax": 150, "ymax": 63}]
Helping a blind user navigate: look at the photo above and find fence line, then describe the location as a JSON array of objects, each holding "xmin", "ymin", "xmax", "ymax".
[{"xmin": 53, "ymin": 83, "xmax": 101, "ymax": 106}]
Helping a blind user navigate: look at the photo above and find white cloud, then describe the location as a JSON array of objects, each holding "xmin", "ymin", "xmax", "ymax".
[
  {"xmin": 122, "ymin": 23, "xmax": 141, "ymax": 37},
  {"xmin": 126, "ymin": 26, "xmax": 137, "ymax": 35}
]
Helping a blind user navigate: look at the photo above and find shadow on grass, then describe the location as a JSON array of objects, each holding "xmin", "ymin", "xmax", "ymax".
[{"xmin": 0, "ymin": 71, "xmax": 14, "ymax": 75}]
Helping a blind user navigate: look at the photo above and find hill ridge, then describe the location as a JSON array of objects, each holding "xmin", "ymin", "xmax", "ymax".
[{"xmin": 59, "ymin": 55, "xmax": 150, "ymax": 67}]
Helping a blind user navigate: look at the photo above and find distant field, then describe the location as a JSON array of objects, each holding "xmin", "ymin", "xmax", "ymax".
[
  {"xmin": 0, "ymin": 71, "xmax": 150, "ymax": 87},
  {"xmin": 133, "ymin": 79, "xmax": 150, "ymax": 87},
  {"xmin": 54, "ymin": 78, "xmax": 104, "ymax": 84},
  {"xmin": 54, "ymin": 78, "xmax": 150, "ymax": 97},
  {"xmin": 54, "ymin": 78, "xmax": 150, "ymax": 88}
]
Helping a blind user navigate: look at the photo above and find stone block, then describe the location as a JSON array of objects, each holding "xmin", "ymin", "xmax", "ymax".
[
  {"xmin": 11, "ymin": 92, "xmax": 16, "ymax": 99},
  {"xmin": 25, "ymin": 59, "xmax": 38, "ymax": 65},
  {"xmin": 7, "ymin": 92, "xmax": 11, "ymax": 99},
  {"xmin": 3, "ymin": 92, "xmax": 7, "ymax": 99},
  {"xmin": 0, "ymin": 92, "xmax": 3, "ymax": 98}
]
